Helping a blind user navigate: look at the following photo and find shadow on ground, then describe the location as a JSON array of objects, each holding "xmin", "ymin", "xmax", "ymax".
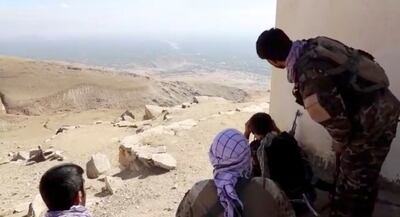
[{"xmin": 112, "ymin": 167, "xmax": 169, "ymax": 180}]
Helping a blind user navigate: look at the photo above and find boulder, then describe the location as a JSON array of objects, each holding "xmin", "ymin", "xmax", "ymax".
[
  {"xmin": 86, "ymin": 153, "xmax": 111, "ymax": 179},
  {"xmin": 27, "ymin": 194, "xmax": 46, "ymax": 217},
  {"xmin": 29, "ymin": 148, "xmax": 42, "ymax": 158},
  {"xmin": 152, "ymin": 153, "xmax": 177, "ymax": 170},
  {"xmin": 120, "ymin": 110, "xmax": 135, "ymax": 121},
  {"xmin": 119, "ymin": 143, "xmax": 172, "ymax": 171},
  {"xmin": 104, "ymin": 176, "xmax": 123, "ymax": 195},
  {"xmin": 143, "ymin": 105, "xmax": 167, "ymax": 120},
  {"xmin": 192, "ymin": 96, "xmax": 228, "ymax": 104},
  {"xmin": 119, "ymin": 145, "xmax": 138, "ymax": 171},
  {"xmin": 28, "ymin": 147, "xmax": 46, "ymax": 163}
]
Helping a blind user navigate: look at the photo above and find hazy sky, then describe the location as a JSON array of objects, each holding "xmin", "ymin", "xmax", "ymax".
[{"xmin": 0, "ymin": 0, "xmax": 276, "ymax": 39}]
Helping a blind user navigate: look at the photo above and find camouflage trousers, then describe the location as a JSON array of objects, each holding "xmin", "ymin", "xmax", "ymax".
[{"xmin": 330, "ymin": 120, "xmax": 399, "ymax": 217}]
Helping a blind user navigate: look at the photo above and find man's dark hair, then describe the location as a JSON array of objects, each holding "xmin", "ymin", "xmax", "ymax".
[
  {"xmin": 256, "ymin": 28, "xmax": 292, "ymax": 61},
  {"xmin": 39, "ymin": 163, "xmax": 85, "ymax": 211},
  {"xmin": 249, "ymin": 112, "xmax": 280, "ymax": 136}
]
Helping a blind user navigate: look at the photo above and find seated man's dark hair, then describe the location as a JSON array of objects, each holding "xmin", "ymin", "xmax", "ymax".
[
  {"xmin": 256, "ymin": 28, "xmax": 292, "ymax": 61},
  {"xmin": 39, "ymin": 163, "xmax": 85, "ymax": 211},
  {"xmin": 249, "ymin": 112, "xmax": 280, "ymax": 136}
]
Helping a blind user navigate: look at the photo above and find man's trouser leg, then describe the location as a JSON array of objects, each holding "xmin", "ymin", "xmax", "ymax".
[{"xmin": 330, "ymin": 122, "xmax": 397, "ymax": 217}]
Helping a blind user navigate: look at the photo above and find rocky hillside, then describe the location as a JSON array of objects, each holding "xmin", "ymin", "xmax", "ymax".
[{"xmin": 0, "ymin": 56, "xmax": 248, "ymax": 115}]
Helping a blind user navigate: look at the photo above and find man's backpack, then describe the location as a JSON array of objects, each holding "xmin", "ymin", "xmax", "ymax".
[
  {"xmin": 256, "ymin": 131, "xmax": 317, "ymax": 216},
  {"xmin": 296, "ymin": 36, "xmax": 389, "ymax": 93},
  {"xmin": 257, "ymin": 132, "xmax": 314, "ymax": 198}
]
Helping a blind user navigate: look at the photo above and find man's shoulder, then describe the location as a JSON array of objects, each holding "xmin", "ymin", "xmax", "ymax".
[
  {"xmin": 188, "ymin": 179, "xmax": 214, "ymax": 199},
  {"xmin": 251, "ymin": 177, "xmax": 283, "ymax": 199}
]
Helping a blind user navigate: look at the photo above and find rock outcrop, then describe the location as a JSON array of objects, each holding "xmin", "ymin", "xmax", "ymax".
[
  {"xmin": 143, "ymin": 105, "xmax": 168, "ymax": 120},
  {"xmin": 86, "ymin": 153, "xmax": 111, "ymax": 179},
  {"xmin": 119, "ymin": 143, "xmax": 176, "ymax": 171}
]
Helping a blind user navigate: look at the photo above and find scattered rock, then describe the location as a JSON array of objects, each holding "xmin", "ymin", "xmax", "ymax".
[
  {"xmin": 0, "ymin": 158, "xmax": 10, "ymax": 165},
  {"xmin": 143, "ymin": 126, "xmax": 175, "ymax": 136},
  {"xmin": 238, "ymin": 103, "xmax": 269, "ymax": 113},
  {"xmin": 94, "ymin": 120, "xmax": 104, "ymax": 125},
  {"xmin": 181, "ymin": 102, "xmax": 191, "ymax": 109},
  {"xmin": 12, "ymin": 151, "xmax": 30, "ymax": 161},
  {"xmin": 66, "ymin": 66, "xmax": 82, "ymax": 71},
  {"xmin": 46, "ymin": 151, "xmax": 65, "ymax": 161},
  {"xmin": 152, "ymin": 153, "xmax": 177, "ymax": 170},
  {"xmin": 192, "ymin": 96, "xmax": 228, "ymax": 104},
  {"xmin": 163, "ymin": 112, "xmax": 172, "ymax": 121},
  {"xmin": 13, "ymin": 202, "xmax": 29, "ymax": 214},
  {"xmin": 113, "ymin": 121, "xmax": 137, "ymax": 128},
  {"xmin": 164, "ymin": 207, "xmax": 173, "ymax": 212},
  {"xmin": 104, "ymin": 176, "xmax": 123, "ymax": 195},
  {"xmin": 165, "ymin": 119, "xmax": 198, "ymax": 131},
  {"xmin": 219, "ymin": 110, "xmax": 236, "ymax": 115},
  {"xmin": 143, "ymin": 105, "xmax": 168, "ymax": 120},
  {"xmin": 27, "ymin": 194, "xmax": 46, "ymax": 217},
  {"xmin": 86, "ymin": 153, "xmax": 111, "ymax": 179},
  {"xmin": 120, "ymin": 110, "xmax": 135, "ymax": 121},
  {"xmin": 136, "ymin": 125, "xmax": 152, "ymax": 133},
  {"xmin": 55, "ymin": 125, "xmax": 78, "ymax": 135}
]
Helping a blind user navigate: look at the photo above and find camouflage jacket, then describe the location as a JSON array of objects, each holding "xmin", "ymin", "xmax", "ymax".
[{"xmin": 292, "ymin": 37, "xmax": 400, "ymax": 146}]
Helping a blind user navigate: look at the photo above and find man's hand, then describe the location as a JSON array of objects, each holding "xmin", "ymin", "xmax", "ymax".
[{"xmin": 244, "ymin": 120, "xmax": 251, "ymax": 140}]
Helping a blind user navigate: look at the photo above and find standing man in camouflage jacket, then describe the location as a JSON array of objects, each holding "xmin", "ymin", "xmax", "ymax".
[{"xmin": 255, "ymin": 28, "xmax": 400, "ymax": 217}]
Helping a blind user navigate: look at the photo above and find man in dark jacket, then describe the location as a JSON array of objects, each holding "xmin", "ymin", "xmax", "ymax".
[
  {"xmin": 255, "ymin": 28, "xmax": 400, "ymax": 217},
  {"xmin": 176, "ymin": 128, "xmax": 295, "ymax": 217}
]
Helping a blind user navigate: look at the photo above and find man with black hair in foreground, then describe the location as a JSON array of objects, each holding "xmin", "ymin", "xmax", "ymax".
[
  {"xmin": 40, "ymin": 163, "xmax": 92, "ymax": 217},
  {"xmin": 256, "ymin": 28, "xmax": 400, "ymax": 217}
]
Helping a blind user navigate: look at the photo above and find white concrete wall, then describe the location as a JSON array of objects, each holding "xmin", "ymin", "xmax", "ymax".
[{"xmin": 270, "ymin": 0, "xmax": 400, "ymax": 181}]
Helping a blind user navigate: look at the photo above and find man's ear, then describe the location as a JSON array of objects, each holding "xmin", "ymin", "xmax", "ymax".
[
  {"xmin": 73, "ymin": 190, "xmax": 86, "ymax": 206},
  {"xmin": 73, "ymin": 193, "xmax": 80, "ymax": 206}
]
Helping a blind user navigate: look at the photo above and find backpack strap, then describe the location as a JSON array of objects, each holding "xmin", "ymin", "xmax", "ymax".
[{"xmin": 206, "ymin": 179, "xmax": 251, "ymax": 217}]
